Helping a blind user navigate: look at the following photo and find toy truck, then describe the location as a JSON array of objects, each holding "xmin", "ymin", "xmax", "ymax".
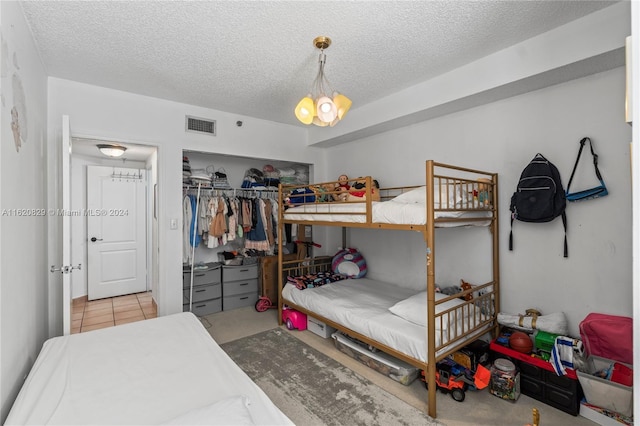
[{"xmin": 421, "ymin": 360, "xmax": 475, "ymax": 402}]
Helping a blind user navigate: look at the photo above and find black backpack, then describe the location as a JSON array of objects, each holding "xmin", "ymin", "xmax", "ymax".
[{"xmin": 509, "ymin": 153, "xmax": 568, "ymax": 257}]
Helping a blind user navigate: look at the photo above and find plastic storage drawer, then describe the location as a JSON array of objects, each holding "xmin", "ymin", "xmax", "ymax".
[
  {"xmin": 223, "ymin": 292, "xmax": 258, "ymax": 310},
  {"xmin": 223, "ymin": 264, "xmax": 258, "ymax": 282},
  {"xmin": 223, "ymin": 279, "xmax": 258, "ymax": 297},
  {"xmin": 183, "ymin": 283, "xmax": 221, "ymax": 303},
  {"xmin": 183, "ymin": 265, "xmax": 222, "ymax": 288},
  {"xmin": 183, "ymin": 297, "xmax": 222, "ymax": 316}
]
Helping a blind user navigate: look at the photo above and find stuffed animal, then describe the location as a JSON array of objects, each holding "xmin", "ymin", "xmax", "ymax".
[
  {"xmin": 346, "ymin": 178, "xmax": 381, "ymax": 202},
  {"xmin": 335, "ymin": 174, "xmax": 350, "ymax": 201},
  {"xmin": 471, "ymin": 178, "xmax": 491, "ymax": 206},
  {"xmin": 313, "ymin": 182, "xmax": 336, "ymax": 202}
]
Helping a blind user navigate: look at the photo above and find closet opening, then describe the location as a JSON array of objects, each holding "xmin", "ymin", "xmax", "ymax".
[{"xmin": 181, "ymin": 150, "xmax": 314, "ymax": 316}]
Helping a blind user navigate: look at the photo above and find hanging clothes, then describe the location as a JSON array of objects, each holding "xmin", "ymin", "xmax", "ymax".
[
  {"xmin": 188, "ymin": 195, "xmax": 200, "ymax": 247},
  {"xmin": 227, "ymin": 197, "xmax": 238, "ymax": 241},
  {"xmin": 210, "ymin": 196, "xmax": 228, "ymax": 238},
  {"xmin": 198, "ymin": 194, "xmax": 211, "ymax": 245},
  {"xmin": 245, "ymin": 198, "xmax": 271, "ymax": 252}
]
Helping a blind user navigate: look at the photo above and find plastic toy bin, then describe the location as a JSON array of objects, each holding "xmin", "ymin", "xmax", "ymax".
[
  {"xmin": 332, "ymin": 332, "xmax": 419, "ymax": 385},
  {"xmin": 576, "ymin": 355, "xmax": 633, "ymax": 417}
]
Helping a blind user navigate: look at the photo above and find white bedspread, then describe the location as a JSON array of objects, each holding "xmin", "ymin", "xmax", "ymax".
[
  {"xmin": 283, "ymin": 201, "xmax": 492, "ymax": 226},
  {"xmin": 282, "ymin": 278, "xmax": 490, "ymax": 363},
  {"xmin": 6, "ymin": 313, "xmax": 293, "ymax": 426}
]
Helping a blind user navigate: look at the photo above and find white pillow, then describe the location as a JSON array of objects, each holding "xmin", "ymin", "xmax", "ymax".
[
  {"xmin": 163, "ymin": 395, "xmax": 255, "ymax": 425},
  {"xmin": 388, "ymin": 291, "xmax": 466, "ymax": 330},
  {"xmin": 392, "ymin": 186, "xmax": 427, "ymax": 204},
  {"xmin": 391, "ymin": 184, "xmax": 463, "ymax": 207}
]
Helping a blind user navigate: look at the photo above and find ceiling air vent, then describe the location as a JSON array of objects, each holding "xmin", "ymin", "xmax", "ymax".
[{"xmin": 185, "ymin": 116, "xmax": 216, "ymax": 136}]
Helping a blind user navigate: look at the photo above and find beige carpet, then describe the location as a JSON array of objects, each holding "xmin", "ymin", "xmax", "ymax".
[{"xmin": 202, "ymin": 307, "xmax": 597, "ymax": 426}]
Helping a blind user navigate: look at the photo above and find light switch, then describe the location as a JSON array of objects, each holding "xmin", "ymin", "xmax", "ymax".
[{"xmin": 170, "ymin": 219, "xmax": 178, "ymax": 230}]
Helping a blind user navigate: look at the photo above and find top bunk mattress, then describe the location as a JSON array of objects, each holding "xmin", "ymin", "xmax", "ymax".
[
  {"xmin": 283, "ymin": 201, "xmax": 492, "ymax": 226},
  {"xmin": 282, "ymin": 278, "xmax": 491, "ymax": 363},
  {"xmin": 6, "ymin": 312, "xmax": 293, "ymax": 426}
]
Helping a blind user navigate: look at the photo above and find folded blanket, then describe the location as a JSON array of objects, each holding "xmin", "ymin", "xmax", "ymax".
[{"xmin": 287, "ymin": 272, "xmax": 347, "ymax": 290}]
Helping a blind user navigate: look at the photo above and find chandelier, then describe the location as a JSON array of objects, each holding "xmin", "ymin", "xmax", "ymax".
[{"xmin": 294, "ymin": 36, "xmax": 352, "ymax": 127}]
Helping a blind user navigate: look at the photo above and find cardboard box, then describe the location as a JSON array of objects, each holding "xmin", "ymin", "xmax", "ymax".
[
  {"xmin": 450, "ymin": 340, "xmax": 490, "ymax": 372},
  {"xmin": 577, "ymin": 355, "xmax": 633, "ymax": 417},
  {"xmin": 307, "ymin": 316, "xmax": 336, "ymax": 338}
]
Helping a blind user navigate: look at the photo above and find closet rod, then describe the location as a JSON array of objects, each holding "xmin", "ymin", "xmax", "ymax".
[{"xmin": 183, "ymin": 185, "xmax": 278, "ymax": 198}]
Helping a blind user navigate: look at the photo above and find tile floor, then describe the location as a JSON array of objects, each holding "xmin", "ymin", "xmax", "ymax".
[{"xmin": 71, "ymin": 292, "xmax": 157, "ymax": 334}]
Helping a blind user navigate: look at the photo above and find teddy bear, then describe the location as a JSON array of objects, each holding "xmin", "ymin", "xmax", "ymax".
[{"xmin": 313, "ymin": 182, "xmax": 337, "ymax": 202}]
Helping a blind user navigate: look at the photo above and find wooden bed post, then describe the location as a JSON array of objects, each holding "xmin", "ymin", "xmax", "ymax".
[
  {"xmin": 492, "ymin": 173, "xmax": 501, "ymax": 336},
  {"xmin": 342, "ymin": 226, "xmax": 347, "ymax": 248},
  {"xmin": 425, "ymin": 160, "xmax": 437, "ymax": 418}
]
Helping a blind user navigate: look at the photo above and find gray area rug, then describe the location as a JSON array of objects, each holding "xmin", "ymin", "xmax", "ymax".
[{"xmin": 221, "ymin": 328, "xmax": 442, "ymax": 426}]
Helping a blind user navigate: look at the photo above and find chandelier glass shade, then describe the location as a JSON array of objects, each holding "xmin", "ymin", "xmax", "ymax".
[{"xmin": 294, "ymin": 37, "xmax": 352, "ymax": 127}]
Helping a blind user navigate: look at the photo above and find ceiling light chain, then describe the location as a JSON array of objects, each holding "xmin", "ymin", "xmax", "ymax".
[{"xmin": 294, "ymin": 36, "xmax": 352, "ymax": 127}]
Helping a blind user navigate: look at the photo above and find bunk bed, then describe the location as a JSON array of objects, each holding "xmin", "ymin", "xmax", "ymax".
[{"xmin": 276, "ymin": 160, "xmax": 500, "ymax": 419}]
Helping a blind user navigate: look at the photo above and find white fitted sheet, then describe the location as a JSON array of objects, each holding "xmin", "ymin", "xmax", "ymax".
[
  {"xmin": 283, "ymin": 201, "xmax": 492, "ymax": 226},
  {"xmin": 282, "ymin": 278, "xmax": 490, "ymax": 363},
  {"xmin": 6, "ymin": 312, "xmax": 293, "ymax": 426}
]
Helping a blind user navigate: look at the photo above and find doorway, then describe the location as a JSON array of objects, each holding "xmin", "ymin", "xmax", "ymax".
[
  {"xmin": 69, "ymin": 138, "xmax": 159, "ymax": 306},
  {"xmin": 86, "ymin": 165, "xmax": 146, "ymax": 300}
]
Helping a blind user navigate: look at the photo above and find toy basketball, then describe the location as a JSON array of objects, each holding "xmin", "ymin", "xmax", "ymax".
[{"xmin": 509, "ymin": 331, "xmax": 533, "ymax": 354}]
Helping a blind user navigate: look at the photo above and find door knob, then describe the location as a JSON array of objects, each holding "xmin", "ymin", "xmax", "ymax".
[{"xmin": 90, "ymin": 237, "xmax": 103, "ymax": 242}]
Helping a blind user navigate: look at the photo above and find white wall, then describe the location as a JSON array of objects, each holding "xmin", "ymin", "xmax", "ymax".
[
  {"xmin": 327, "ymin": 68, "xmax": 632, "ymax": 337},
  {"xmin": 0, "ymin": 1, "xmax": 49, "ymax": 422},
  {"xmin": 47, "ymin": 78, "xmax": 328, "ymax": 320}
]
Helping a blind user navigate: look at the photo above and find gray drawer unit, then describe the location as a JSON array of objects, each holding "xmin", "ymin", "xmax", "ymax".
[
  {"xmin": 184, "ymin": 297, "xmax": 222, "ymax": 316},
  {"xmin": 223, "ymin": 292, "xmax": 259, "ymax": 310},
  {"xmin": 182, "ymin": 262, "xmax": 223, "ymax": 316},
  {"xmin": 183, "ymin": 264, "xmax": 221, "ymax": 288},
  {"xmin": 222, "ymin": 263, "xmax": 259, "ymax": 311},
  {"xmin": 223, "ymin": 279, "xmax": 258, "ymax": 297},
  {"xmin": 183, "ymin": 283, "xmax": 222, "ymax": 303},
  {"xmin": 222, "ymin": 264, "xmax": 258, "ymax": 282}
]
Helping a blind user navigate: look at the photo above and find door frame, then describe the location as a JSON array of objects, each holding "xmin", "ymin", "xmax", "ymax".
[{"xmin": 68, "ymin": 135, "xmax": 160, "ymax": 317}]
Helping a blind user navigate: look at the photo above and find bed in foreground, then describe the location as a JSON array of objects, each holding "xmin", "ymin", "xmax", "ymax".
[{"xmin": 6, "ymin": 312, "xmax": 293, "ymax": 426}]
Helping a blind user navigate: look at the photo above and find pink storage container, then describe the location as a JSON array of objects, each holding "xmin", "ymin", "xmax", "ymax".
[{"xmin": 579, "ymin": 313, "xmax": 632, "ymax": 365}]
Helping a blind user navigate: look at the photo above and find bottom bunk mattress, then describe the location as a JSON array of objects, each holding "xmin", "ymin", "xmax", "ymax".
[
  {"xmin": 282, "ymin": 277, "xmax": 492, "ymax": 363},
  {"xmin": 6, "ymin": 312, "xmax": 293, "ymax": 426}
]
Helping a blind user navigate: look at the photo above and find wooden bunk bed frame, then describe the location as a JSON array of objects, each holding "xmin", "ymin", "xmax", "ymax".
[{"xmin": 276, "ymin": 160, "xmax": 500, "ymax": 418}]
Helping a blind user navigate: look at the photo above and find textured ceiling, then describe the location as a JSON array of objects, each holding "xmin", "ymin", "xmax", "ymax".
[{"xmin": 20, "ymin": 1, "xmax": 617, "ymax": 127}]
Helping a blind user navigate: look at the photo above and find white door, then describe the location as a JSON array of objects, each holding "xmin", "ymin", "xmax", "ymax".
[{"xmin": 87, "ymin": 166, "xmax": 147, "ymax": 300}]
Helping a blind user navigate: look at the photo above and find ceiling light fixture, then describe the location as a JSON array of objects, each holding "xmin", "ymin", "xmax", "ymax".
[
  {"xmin": 294, "ymin": 36, "xmax": 352, "ymax": 127},
  {"xmin": 97, "ymin": 144, "xmax": 127, "ymax": 157}
]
